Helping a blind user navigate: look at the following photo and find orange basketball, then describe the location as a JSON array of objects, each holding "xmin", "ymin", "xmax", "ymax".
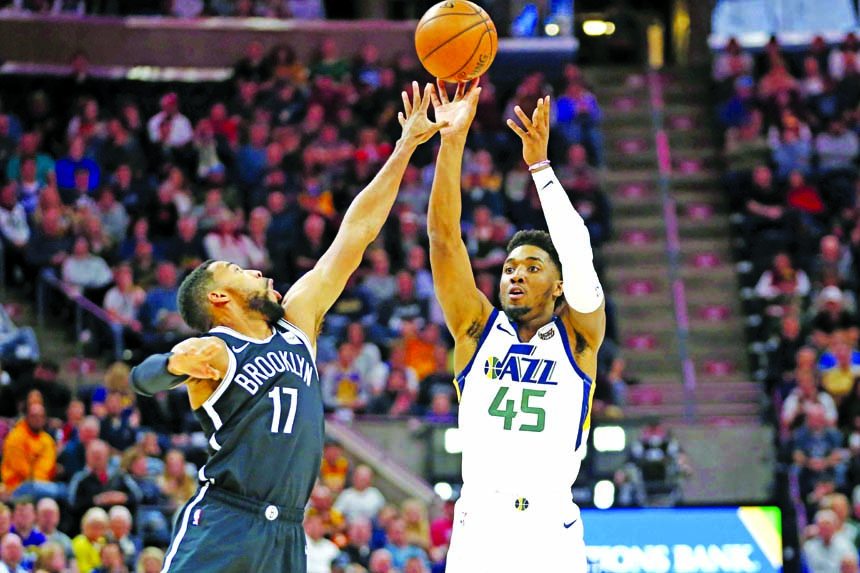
[{"xmin": 415, "ymin": 0, "xmax": 497, "ymax": 82}]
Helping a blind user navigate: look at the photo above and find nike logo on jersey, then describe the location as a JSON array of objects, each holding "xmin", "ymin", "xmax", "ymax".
[
  {"xmin": 563, "ymin": 519, "xmax": 577, "ymax": 529},
  {"xmin": 542, "ymin": 180, "xmax": 554, "ymax": 189},
  {"xmin": 495, "ymin": 323, "xmax": 515, "ymax": 337},
  {"xmin": 232, "ymin": 342, "xmax": 250, "ymax": 353}
]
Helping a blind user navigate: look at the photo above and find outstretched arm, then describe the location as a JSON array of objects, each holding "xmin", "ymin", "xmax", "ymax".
[
  {"xmin": 281, "ymin": 82, "xmax": 447, "ymax": 344},
  {"xmin": 507, "ymin": 96, "xmax": 606, "ymax": 351},
  {"xmin": 130, "ymin": 336, "xmax": 229, "ymax": 409},
  {"xmin": 427, "ymin": 80, "xmax": 494, "ymax": 372}
]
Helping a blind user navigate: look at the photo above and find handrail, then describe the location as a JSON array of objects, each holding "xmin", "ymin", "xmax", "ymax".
[
  {"xmin": 0, "ymin": 238, "xmax": 5, "ymax": 299},
  {"xmin": 37, "ymin": 269, "xmax": 125, "ymax": 362}
]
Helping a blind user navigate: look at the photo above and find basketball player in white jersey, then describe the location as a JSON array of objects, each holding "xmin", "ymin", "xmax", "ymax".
[{"xmin": 427, "ymin": 79, "xmax": 605, "ymax": 573}]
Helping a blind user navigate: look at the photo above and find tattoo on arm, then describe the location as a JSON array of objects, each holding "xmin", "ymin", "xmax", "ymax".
[{"xmin": 466, "ymin": 320, "xmax": 483, "ymax": 341}]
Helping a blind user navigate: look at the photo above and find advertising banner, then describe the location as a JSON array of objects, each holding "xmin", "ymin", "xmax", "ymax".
[{"xmin": 583, "ymin": 507, "xmax": 783, "ymax": 573}]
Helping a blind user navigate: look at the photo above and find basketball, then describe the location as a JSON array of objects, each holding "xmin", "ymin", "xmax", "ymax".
[{"xmin": 415, "ymin": 0, "xmax": 497, "ymax": 82}]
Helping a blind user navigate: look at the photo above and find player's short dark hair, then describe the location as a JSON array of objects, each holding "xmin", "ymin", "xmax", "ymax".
[
  {"xmin": 177, "ymin": 260, "xmax": 217, "ymax": 333},
  {"xmin": 506, "ymin": 230, "xmax": 562, "ymax": 274}
]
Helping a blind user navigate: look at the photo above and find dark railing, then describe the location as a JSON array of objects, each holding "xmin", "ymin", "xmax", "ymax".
[{"xmin": 37, "ymin": 269, "xmax": 125, "ymax": 362}]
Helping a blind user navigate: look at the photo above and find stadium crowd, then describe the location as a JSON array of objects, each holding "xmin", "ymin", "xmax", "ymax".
[
  {"xmin": 0, "ymin": 33, "xmax": 617, "ymax": 572},
  {"xmin": 714, "ymin": 32, "xmax": 860, "ymax": 573}
]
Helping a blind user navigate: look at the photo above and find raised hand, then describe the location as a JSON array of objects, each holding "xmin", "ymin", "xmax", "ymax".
[
  {"xmin": 167, "ymin": 337, "xmax": 227, "ymax": 380},
  {"xmin": 430, "ymin": 78, "xmax": 481, "ymax": 140},
  {"xmin": 507, "ymin": 95, "xmax": 551, "ymax": 167},
  {"xmin": 398, "ymin": 81, "xmax": 450, "ymax": 148}
]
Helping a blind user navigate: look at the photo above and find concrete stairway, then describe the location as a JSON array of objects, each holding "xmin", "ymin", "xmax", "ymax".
[{"xmin": 590, "ymin": 66, "xmax": 761, "ymax": 425}]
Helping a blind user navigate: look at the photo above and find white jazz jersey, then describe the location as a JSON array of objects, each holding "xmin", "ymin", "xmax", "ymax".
[{"xmin": 446, "ymin": 308, "xmax": 594, "ymax": 573}]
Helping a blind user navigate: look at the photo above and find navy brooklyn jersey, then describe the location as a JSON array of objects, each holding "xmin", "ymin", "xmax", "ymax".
[{"xmin": 193, "ymin": 318, "xmax": 324, "ymax": 508}]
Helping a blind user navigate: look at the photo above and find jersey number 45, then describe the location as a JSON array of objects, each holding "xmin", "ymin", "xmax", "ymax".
[{"xmin": 488, "ymin": 386, "xmax": 546, "ymax": 432}]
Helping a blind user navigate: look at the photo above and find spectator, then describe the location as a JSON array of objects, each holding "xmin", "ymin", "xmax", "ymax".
[
  {"xmin": 401, "ymin": 499, "xmax": 430, "ymax": 552},
  {"xmin": 166, "ymin": 216, "xmax": 206, "ymax": 274},
  {"xmin": 367, "ymin": 367, "xmax": 416, "ymax": 416},
  {"xmin": 334, "ymin": 465, "xmax": 386, "ymax": 523},
  {"xmin": 137, "ymin": 261, "xmax": 191, "ymax": 349},
  {"xmin": 368, "ymin": 548, "xmax": 395, "ymax": 573},
  {"xmin": 810, "ymin": 236, "xmax": 854, "ymax": 293},
  {"xmin": 0, "ymin": 533, "xmax": 26, "ymax": 573},
  {"xmin": 202, "ymin": 209, "xmax": 267, "ymax": 270},
  {"xmin": 56, "ymin": 416, "xmax": 101, "ymax": 482},
  {"xmin": 309, "ymin": 38, "xmax": 350, "ymax": 83},
  {"xmin": 424, "ymin": 393, "xmax": 456, "ymax": 425},
  {"xmin": 9, "ymin": 498, "xmax": 45, "ymax": 551},
  {"xmin": 821, "ymin": 340, "xmax": 860, "ymax": 404},
  {"xmin": 60, "ymin": 236, "xmax": 113, "ymax": 298},
  {"xmin": 0, "ymin": 182, "xmax": 29, "ymax": 288},
  {"xmin": 5, "ymin": 132, "xmax": 55, "ymax": 188},
  {"xmin": 306, "ymin": 484, "xmax": 345, "ymax": 542},
  {"xmin": 33, "ymin": 540, "xmax": 68, "ymax": 573},
  {"xmin": 305, "ymin": 514, "xmax": 340, "ymax": 573},
  {"xmin": 782, "ymin": 367, "xmax": 838, "ymax": 431},
  {"xmin": 429, "ymin": 499, "xmax": 454, "ymax": 557},
  {"xmin": 92, "ymin": 541, "xmax": 127, "ymax": 573},
  {"xmin": 135, "ymin": 547, "xmax": 164, "ymax": 573},
  {"xmin": 742, "ymin": 166, "xmax": 793, "ymax": 256},
  {"xmin": 154, "ymin": 449, "xmax": 194, "ymax": 515},
  {"xmin": 103, "ymin": 263, "xmax": 146, "ymax": 336},
  {"xmin": 713, "ymin": 38, "xmax": 754, "ymax": 83},
  {"xmin": 99, "ymin": 118, "xmax": 147, "ymax": 178},
  {"xmin": 0, "ymin": 403, "xmax": 56, "ymax": 498},
  {"xmin": 383, "ymin": 518, "xmax": 430, "ymax": 571},
  {"xmin": 233, "ymin": 40, "xmax": 269, "ymax": 86},
  {"xmin": 793, "ymin": 404, "xmax": 847, "ymax": 497},
  {"xmin": 552, "ymin": 80, "xmax": 603, "ymax": 166},
  {"xmin": 99, "ymin": 391, "xmax": 137, "ymax": 453},
  {"xmin": 24, "ymin": 207, "xmax": 72, "ymax": 285},
  {"xmin": 67, "ymin": 440, "xmax": 140, "ymax": 525},
  {"xmin": 341, "ymin": 516, "xmax": 373, "ymax": 569},
  {"xmin": 319, "ymin": 439, "xmax": 349, "ymax": 494},
  {"xmin": 771, "ymin": 121, "xmax": 813, "ymax": 179},
  {"xmin": 34, "ymin": 499, "xmax": 72, "ymax": 561},
  {"xmin": 71, "ymin": 507, "xmax": 108, "ymax": 573},
  {"xmin": 811, "ymin": 287, "xmax": 858, "ymax": 349},
  {"xmin": 55, "ymin": 135, "xmax": 99, "ymax": 193},
  {"xmin": 754, "ymin": 252, "xmax": 810, "ymax": 321},
  {"xmin": 361, "ymin": 248, "xmax": 397, "ymax": 311},
  {"xmin": 377, "ymin": 271, "xmax": 430, "ymax": 335},
  {"xmin": 146, "ymin": 93, "xmax": 193, "ymax": 149},
  {"xmin": 321, "ymin": 343, "xmax": 368, "ymax": 415},
  {"xmin": 804, "ymin": 509, "xmax": 857, "ymax": 573},
  {"xmin": 106, "ymin": 506, "xmax": 139, "ymax": 570}
]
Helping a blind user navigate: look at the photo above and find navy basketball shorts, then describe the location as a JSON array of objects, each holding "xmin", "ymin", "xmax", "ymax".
[{"xmin": 160, "ymin": 484, "xmax": 307, "ymax": 573}]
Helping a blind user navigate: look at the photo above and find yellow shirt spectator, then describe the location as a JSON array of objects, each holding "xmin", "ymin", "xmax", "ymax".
[{"xmin": 1, "ymin": 404, "xmax": 56, "ymax": 492}]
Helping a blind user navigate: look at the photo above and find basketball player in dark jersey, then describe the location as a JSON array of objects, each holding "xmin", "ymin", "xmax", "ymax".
[{"xmin": 128, "ymin": 83, "xmax": 447, "ymax": 573}]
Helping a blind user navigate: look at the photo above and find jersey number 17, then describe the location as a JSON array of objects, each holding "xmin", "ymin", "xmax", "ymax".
[{"xmin": 269, "ymin": 387, "xmax": 298, "ymax": 434}]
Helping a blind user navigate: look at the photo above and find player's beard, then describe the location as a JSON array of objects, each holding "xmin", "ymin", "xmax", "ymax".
[
  {"xmin": 248, "ymin": 292, "xmax": 284, "ymax": 326},
  {"xmin": 502, "ymin": 303, "xmax": 531, "ymax": 322}
]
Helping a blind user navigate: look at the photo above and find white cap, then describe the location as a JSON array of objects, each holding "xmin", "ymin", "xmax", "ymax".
[{"xmin": 821, "ymin": 286, "xmax": 843, "ymax": 303}]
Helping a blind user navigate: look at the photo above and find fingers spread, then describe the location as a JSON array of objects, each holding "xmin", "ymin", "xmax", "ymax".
[
  {"xmin": 436, "ymin": 79, "xmax": 449, "ymax": 104},
  {"xmin": 402, "ymin": 90, "xmax": 412, "ymax": 116},
  {"xmin": 514, "ymin": 105, "xmax": 531, "ymax": 127},
  {"xmin": 421, "ymin": 83, "xmax": 433, "ymax": 112},
  {"xmin": 506, "ymin": 118, "xmax": 526, "ymax": 139}
]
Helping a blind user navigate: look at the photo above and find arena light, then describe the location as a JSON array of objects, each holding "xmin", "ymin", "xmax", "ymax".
[
  {"xmin": 593, "ymin": 426, "xmax": 626, "ymax": 452},
  {"xmin": 583, "ymin": 20, "xmax": 615, "ymax": 36},
  {"xmin": 434, "ymin": 482, "xmax": 454, "ymax": 500},
  {"xmin": 545, "ymin": 22, "xmax": 561, "ymax": 36},
  {"xmin": 444, "ymin": 428, "xmax": 463, "ymax": 454},
  {"xmin": 593, "ymin": 480, "xmax": 615, "ymax": 509}
]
